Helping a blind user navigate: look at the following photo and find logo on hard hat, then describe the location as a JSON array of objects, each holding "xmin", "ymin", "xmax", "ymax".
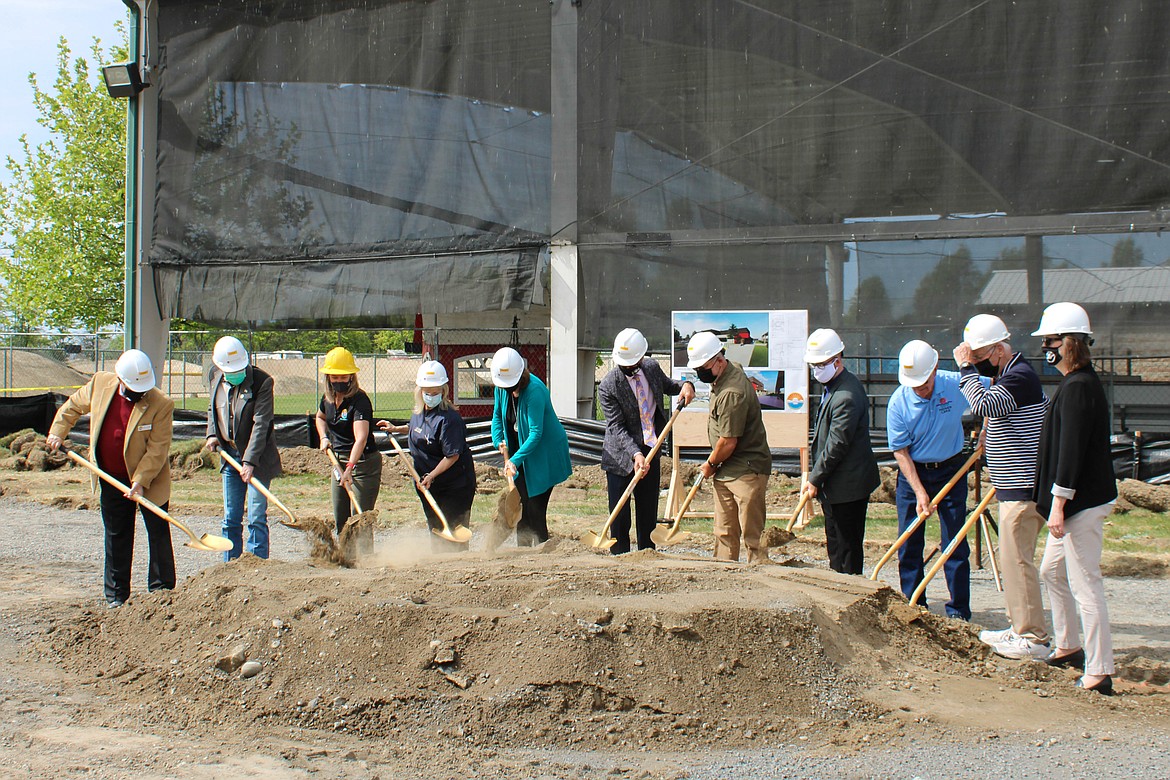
[{"xmin": 786, "ymin": 392, "xmax": 805, "ymax": 410}]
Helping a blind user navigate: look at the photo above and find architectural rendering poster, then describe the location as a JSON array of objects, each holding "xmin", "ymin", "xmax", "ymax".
[{"xmin": 671, "ymin": 309, "xmax": 808, "ymax": 413}]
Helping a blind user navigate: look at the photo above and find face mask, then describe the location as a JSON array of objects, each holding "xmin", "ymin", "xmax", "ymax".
[
  {"xmin": 695, "ymin": 365, "xmax": 717, "ymax": 384},
  {"xmin": 423, "ymin": 392, "xmax": 443, "ymax": 409},
  {"xmin": 224, "ymin": 369, "xmax": 247, "ymax": 386},
  {"xmin": 619, "ymin": 364, "xmax": 641, "ymax": 377},
  {"xmin": 811, "ymin": 362, "xmax": 837, "ymax": 385},
  {"xmin": 121, "ymin": 387, "xmax": 146, "ymax": 403},
  {"xmin": 331, "ymin": 381, "xmax": 350, "ymax": 395},
  {"xmin": 974, "ymin": 358, "xmax": 998, "ymax": 378},
  {"xmin": 1043, "ymin": 346, "xmax": 1061, "ymax": 366}
]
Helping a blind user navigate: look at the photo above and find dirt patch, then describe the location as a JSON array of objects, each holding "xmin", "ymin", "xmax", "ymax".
[
  {"xmin": 278, "ymin": 446, "xmax": 335, "ymax": 478},
  {"xmin": 1118, "ymin": 479, "xmax": 1170, "ymax": 513},
  {"xmin": 2, "ymin": 351, "xmax": 89, "ymax": 395},
  {"xmin": 0, "ymin": 431, "xmax": 68, "ymax": 472},
  {"xmin": 1102, "ymin": 554, "xmax": 1170, "ymax": 579}
]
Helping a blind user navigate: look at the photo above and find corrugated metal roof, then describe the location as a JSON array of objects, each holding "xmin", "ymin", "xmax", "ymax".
[{"xmin": 979, "ymin": 267, "xmax": 1170, "ymax": 305}]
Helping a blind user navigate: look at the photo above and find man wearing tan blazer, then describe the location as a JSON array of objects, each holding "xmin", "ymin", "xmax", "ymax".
[{"xmin": 47, "ymin": 350, "xmax": 175, "ymax": 607}]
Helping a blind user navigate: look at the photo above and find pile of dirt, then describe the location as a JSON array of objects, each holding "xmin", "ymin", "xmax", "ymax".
[
  {"xmin": 1118, "ymin": 479, "xmax": 1170, "ymax": 513},
  {"xmin": 0, "ymin": 430, "xmax": 68, "ymax": 472},
  {"xmin": 170, "ymin": 439, "xmax": 215, "ymax": 478},
  {"xmin": 32, "ymin": 551, "xmax": 1010, "ymax": 753},
  {"xmin": 2, "ymin": 350, "xmax": 89, "ymax": 395},
  {"xmin": 278, "ymin": 446, "xmax": 335, "ymax": 479}
]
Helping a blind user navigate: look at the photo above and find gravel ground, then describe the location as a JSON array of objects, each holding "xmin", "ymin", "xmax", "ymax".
[{"xmin": 4, "ymin": 495, "xmax": 1170, "ymax": 778}]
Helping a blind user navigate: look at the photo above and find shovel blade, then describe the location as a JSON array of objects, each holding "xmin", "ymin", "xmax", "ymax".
[
  {"xmin": 650, "ymin": 525, "xmax": 686, "ymax": 546},
  {"xmin": 432, "ymin": 525, "xmax": 473, "ymax": 544},
  {"xmin": 580, "ymin": 530, "xmax": 617, "ymax": 549},
  {"xmin": 199, "ymin": 534, "xmax": 235, "ymax": 552},
  {"xmin": 496, "ymin": 486, "xmax": 522, "ymax": 528}
]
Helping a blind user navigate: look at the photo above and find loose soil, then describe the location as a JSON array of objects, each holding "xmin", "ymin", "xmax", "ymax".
[{"xmin": 3, "ymin": 452, "xmax": 1170, "ymax": 777}]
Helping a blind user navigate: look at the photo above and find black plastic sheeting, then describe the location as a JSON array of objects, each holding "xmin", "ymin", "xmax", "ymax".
[
  {"xmin": 0, "ymin": 394, "xmax": 59, "ymax": 437},
  {"xmin": 149, "ymin": 1, "xmax": 1170, "ymax": 327}
]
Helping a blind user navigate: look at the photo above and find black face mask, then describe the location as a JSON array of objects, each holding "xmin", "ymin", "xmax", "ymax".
[
  {"xmin": 974, "ymin": 358, "xmax": 998, "ymax": 378},
  {"xmin": 695, "ymin": 366, "xmax": 717, "ymax": 384},
  {"xmin": 122, "ymin": 387, "xmax": 146, "ymax": 404},
  {"xmin": 331, "ymin": 382, "xmax": 351, "ymax": 395},
  {"xmin": 1043, "ymin": 346, "xmax": 1061, "ymax": 366},
  {"xmin": 619, "ymin": 364, "xmax": 641, "ymax": 377}
]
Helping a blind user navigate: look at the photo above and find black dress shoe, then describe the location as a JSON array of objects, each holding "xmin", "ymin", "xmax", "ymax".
[
  {"xmin": 1076, "ymin": 675, "xmax": 1114, "ymax": 696},
  {"xmin": 1044, "ymin": 648, "xmax": 1086, "ymax": 670}
]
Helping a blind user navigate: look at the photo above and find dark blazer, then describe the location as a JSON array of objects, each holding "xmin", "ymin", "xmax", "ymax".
[
  {"xmin": 1033, "ymin": 364, "xmax": 1117, "ymax": 518},
  {"xmin": 206, "ymin": 364, "xmax": 282, "ymax": 482},
  {"xmin": 808, "ymin": 368, "xmax": 879, "ymax": 504},
  {"xmin": 599, "ymin": 358, "xmax": 684, "ymax": 475}
]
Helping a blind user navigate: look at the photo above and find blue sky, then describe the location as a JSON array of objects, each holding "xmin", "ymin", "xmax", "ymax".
[{"xmin": 0, "ymin": 1, "xmax": 127, "ymax": 182}]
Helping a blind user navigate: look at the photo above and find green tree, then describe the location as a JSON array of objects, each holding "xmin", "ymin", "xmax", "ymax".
[
  {"xmin": 912, "ymin": 245, "xmax": 990, "ymax": 324},
  {"xmin": 846, "ymin": 276, "xmax": 893, "ymax": 326},
  {"xmin": 1108, "ymin": 237, "xmax": 1145, "ymax": 268},
  {"xmin": 0, "ymin": 34, "xmax": 127, "ymax": 330}
]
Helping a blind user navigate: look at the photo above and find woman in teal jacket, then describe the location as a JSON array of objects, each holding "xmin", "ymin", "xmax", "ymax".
[{"xmin": 490, "ymin": 347, "xmax": 572, "ymax": 545}]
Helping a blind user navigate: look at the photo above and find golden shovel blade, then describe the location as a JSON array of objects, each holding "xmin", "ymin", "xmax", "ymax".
[
  {"xmin": 496, "ymin": 486, "xmax": 522, "ymax": 528},
  {"xmin": 433, "ymin": 525, "xmax": 473, "ymax": 544},
  {"xmin": 195, "ymin": 533, "xmax": 235, "ymax": 552},
  {"xmin": 580, "ymin": 529, "xmax": 618, "ymax": 549}
]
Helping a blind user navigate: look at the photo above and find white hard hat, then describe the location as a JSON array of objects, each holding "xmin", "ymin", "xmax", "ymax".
[
  {"xmin": 686, "ymin": 331, "xmax": 724, "ymax": 369},
  {"xmin": 416, "ymin": 360, "xmax": 449, "ymax": 388},
  {"xmin": 114, "ymin": 349, "xmax": 156, "ymax": 393},
  {"xmin": 963, "ymin": 314, "xmax": 1011, "ymax": 351},
  {"xmin": 898, "ymin": 340, "xmax": 939, "ymax": 388},
  {"xmin": 1031, "ymin": 301, "xmax": 1092, "ymax": 337},
  {"xmin": 803, "ymin": 328, "xmax": 845, "ymax": 364},
  {"xmin": 212, "ymin": 336, "xmax": 249, "ymax": 373},
  {"xmin": 490, "ymin": 347, "xmax": 525, "ymax": 388},
  {"xmin": 612, "ymin": 328, "xmax": 648, "ymax": 367}
]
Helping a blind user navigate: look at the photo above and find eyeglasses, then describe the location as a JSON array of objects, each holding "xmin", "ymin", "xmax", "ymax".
[{"xmin": 1042, "ymin": 336, "xmax": 1064, "ymax": 347}]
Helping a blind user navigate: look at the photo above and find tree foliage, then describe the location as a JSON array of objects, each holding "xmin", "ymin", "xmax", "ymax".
[
  {"xmin": 1108, "ymin": 237, "xmax": 1145, "ymax": 268},
  {"xmin": 846, "ymin": 276, "xmax": 893, "ymax": 326},
  {"xmin": 912, "ymin": 245, "xmax": 990, "ymax": 324},
  {"xmin": 0, "ymin": 34, "xmax": 127, "ymax": 330}
]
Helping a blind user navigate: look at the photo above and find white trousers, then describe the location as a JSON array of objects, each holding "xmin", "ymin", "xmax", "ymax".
[{"xmin": 1039, "ymin": 503, "xmax": 1115, "ymax": 676}]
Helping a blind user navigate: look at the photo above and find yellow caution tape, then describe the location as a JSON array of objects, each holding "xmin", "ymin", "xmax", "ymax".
[{"xmin": 1, "ymin": 385, "xmax": 85, "ymax": 392}]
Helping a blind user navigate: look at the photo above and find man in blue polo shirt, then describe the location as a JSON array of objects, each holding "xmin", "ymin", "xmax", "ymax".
[{"xmin": 887, "ymin": 339, "xmax": 973, "ymax": 620}]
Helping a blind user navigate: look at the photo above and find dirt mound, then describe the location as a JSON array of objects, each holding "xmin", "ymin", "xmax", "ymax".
[
  {"xmin": 1118, "ymin": 479, "xmax": 1170, "ymax": 513},
  {"xmin": 1102, "ymin": 554, "xmax": 1169, "ymax": 579},
  {"xmin": 2, "ymin": 350, "xmax": 89, "ymax": 395},
  {"xmin": 31, "ymin": 545, "xmax": 1083, "ymax": 755},
  {"xmin": 279, "ymin": 446, "xmax": 335, "ymax": 478},
  {"xmin": 0, "ymin": 431, "xmax": 69, "ymax": 472}
]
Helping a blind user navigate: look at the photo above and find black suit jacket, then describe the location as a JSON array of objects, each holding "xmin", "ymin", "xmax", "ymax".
[
  {"xmin": 599, "ymin": 359, "xmax": 683, "ymax": 475},
  {"xmin": 206, "ymin": 364, "xmax": 282, "ymax": 482},
  {"xmin": 809, "ymin": 368, "xmax": 879, "ymax": 504}
]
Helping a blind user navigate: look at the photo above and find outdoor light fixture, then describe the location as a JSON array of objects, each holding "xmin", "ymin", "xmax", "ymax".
[{"xmin": 102, "ymin": 61, "xmax": 148, "ymax": 98}]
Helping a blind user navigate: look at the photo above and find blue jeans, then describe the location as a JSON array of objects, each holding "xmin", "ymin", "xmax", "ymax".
[
  {"xmin": 896, "ymin": 463, "xmax": 970, "ymax": 619},
  {"xmin": 220, "ymin": 444, "xmax": 270, "ymax": 561}
]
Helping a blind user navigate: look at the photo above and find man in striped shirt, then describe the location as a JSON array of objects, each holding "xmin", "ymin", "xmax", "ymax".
[{"xmin": 954, "ymin": 314, "xmax": 1051, "ymax": 661}]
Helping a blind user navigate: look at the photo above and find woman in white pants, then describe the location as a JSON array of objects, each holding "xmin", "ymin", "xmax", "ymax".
[{"xmin": 1031, "ymin": 302, "xmax": 1118, "ymax": 694}]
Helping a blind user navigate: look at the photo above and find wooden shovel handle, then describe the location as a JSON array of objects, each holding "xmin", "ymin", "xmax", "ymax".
[
  {"xmin": 784, "ymin": 491, "xmax": 813, "ymax": 533},
  {"xmin": 218, "ymin": 449, "xmax": 298, "ymax": 527},
  {"xmin": 325, "ymin": 447, "xmax": 363, "ymax": 514},
  {"xmin": 909, "ymin": 486, "xmax": 997, "ymax": 607},
  {"xmin": 388, "ymin": 436, "xmax": 453, "ymax": 532},
  {"xmin": 597, "ymin": 402, "xmax": 687, "ymax": 541},
  {"xmin": 65, "ymin": 450, "xmax": 207, "ymax": 548},
  {"xmin": 870, "ymin": 446, "xmax": 984, "ymax": 581}
]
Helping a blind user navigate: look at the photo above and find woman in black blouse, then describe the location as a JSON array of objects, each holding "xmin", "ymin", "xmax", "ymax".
[
  {"xmin": 315, "ymin": 347, "xmax": 381, "ymax": 534},
  {"xmin": 1032, "ymin": 302, "xmax": 1117, "ymax": 694}
]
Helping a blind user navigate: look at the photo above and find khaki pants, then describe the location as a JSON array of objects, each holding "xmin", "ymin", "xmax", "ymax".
[
  {"xmin": 712, "ymin": 472, "xmax": 768, "ymax": 563},
  {"xmin": 1040, "ymin": 503, "xmax": 1115, "ymax": 676},
  {"xmin": 997, "ymin": 500, "xmax": 1050, "ymax": 643}
]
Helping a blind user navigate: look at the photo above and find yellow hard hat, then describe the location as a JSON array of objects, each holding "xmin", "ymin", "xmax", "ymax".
[{"xmin": 320, "ymin": 346, "xmax": 359, "ymax": 375}]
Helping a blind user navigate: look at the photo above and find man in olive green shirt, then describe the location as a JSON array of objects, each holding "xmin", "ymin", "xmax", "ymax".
[{"xmin": 687, "ymin": 332, "xmax": 772, "ymax": 562}]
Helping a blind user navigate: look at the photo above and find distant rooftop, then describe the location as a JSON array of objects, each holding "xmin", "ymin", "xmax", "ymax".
[{"xmin": 979, "ymin": 266, "xmax": 1170, "ymax": 306}]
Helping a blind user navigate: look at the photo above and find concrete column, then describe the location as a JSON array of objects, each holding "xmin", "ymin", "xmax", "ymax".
[{"xmin": 549, "ymin": 242, "xmax": 582, "ymax": 418}]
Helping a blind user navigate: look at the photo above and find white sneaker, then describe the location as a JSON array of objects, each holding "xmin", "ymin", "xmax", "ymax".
[
  {"xmin": 991, "ymin": 632, "xmax": 1051, "ymax": 660},
  {"xmin": 979, "ymin": 626, "xmax": 1013, "ymax": 646}
]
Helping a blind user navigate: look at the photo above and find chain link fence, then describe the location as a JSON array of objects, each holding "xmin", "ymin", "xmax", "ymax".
[{"xmin": 2, "ymin": 330, "xmax": 1168, "ymax": 432}]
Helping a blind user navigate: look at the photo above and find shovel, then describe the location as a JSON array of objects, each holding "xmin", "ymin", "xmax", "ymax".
[
  {"xmin": 784, "ymin": 491, "xmax": 814, "ymax": 533},
  {"xmin": 909, "ymin": 486, "xmax": 997, "ymax": 607},
  {"xmin": 870, "ymin": 447, "xmax": 984, "ymax": 581},
  {"xmin": 494, "ymin": 444, "xmax": 522, "ymax": 529},
  {"xmin": 66, "ymin": 450, "xmax": 232, "ymax": 553},
  {"xmin": 650, "ymin": 470, "xmax": 707, "ymax": 546},
  {"xmin": 388, "ymin": 436, "xmax": 473, "ymax": 544},
  {"xmin": 217, "ymin": 449, "xmax": 303, "ymax": 530},
  {"xmin": 325, "ymin": 447, "xmax": 364, "ymax": 515},
  {"xmin": 581, "ymin": 402, "xmax": 686, "ymax": 549}
]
